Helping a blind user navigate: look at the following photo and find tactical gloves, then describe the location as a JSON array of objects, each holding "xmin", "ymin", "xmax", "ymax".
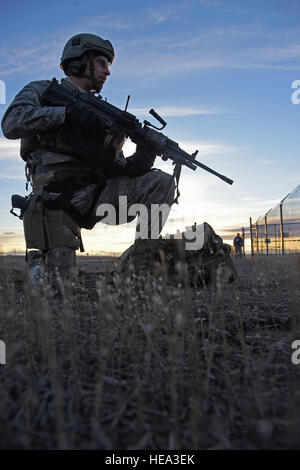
[
  {"xmin": 125, "ymin": 143, "xmax": 157, "ymax": 176},
  {"xmin": 65, "ymin": 102, "xmax": 105, "ymax": 136}
]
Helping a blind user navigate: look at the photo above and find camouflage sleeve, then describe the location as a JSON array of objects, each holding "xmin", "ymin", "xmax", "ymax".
[{"xmin": 1, "ymin": 80, "xmax": 66, "ymax": 139}]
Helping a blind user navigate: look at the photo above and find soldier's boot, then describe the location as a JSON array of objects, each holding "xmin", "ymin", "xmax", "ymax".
[
  {"xmin": 26, "ymin": 247, "xmax": 77, "ymax": 296},
  {"xmin": 26, "ymin": 250, "xmax": 47, "ymax": 287},
  {"xmin": 46, "ymin": 246, "xmax": 77, "ymax": 295}
]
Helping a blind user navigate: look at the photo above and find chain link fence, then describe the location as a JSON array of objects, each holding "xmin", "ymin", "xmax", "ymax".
[{"xmin": 250, "ymin": 184, "xmax": 300, "ymax": 255}]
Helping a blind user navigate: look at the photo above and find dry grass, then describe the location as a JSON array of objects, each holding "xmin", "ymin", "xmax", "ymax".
[{"xmin": 0, "ymin": 254, "xmax": 299, "ymax": 450}]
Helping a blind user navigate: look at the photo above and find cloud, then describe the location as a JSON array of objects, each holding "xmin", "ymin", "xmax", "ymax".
[
  {"xmin": 0, "ymin": 15, "xmax": 137, "ymax": 77},
  {"xmin": 114, "ymin": 53, "xmax": 229, "ymax": 81},
  {"xmin": 258, "ymin": 44, "xmax": 300, "ymax": 61},
  {"xmin": 84, "ymin": 15, "xmax": 132, "ymax": 31},
  {"xmin": 220, "ymin": 226, "xmax": 250, "ymax": 233},
  {"xmin": 196, "ymin": 0, "xmax": 221, "ymax": 5},
  {"xmin": 0, "ymin": 36, "xmax": 62, "ymax": 77},
  {"xmin": 0, "ymin": 174, "xmax": 24, "ymax": 180},
  {"xmin": 241, "ymin": 196, "xmax": 259, "ymax": 201},
  {"xmin": 2, "ymin": 14, "xmax": 300, "ymax": 81},
  {"xmin": 122, "ymin": 137, "xmax": 236, "ymax": 160},
  {"xmin": 112, "ymin": 21, "xmax": 300, "ymax": 79},
  {"xmin": 178, "ymin": 140, "xmax": 237, "ymax": 156},
  {"xmin": 147, "ymin": 6, "xmax": 178, "ymax": 24},
  {"xmin": 128, "ymin": 106, "xmax": 222, "ymax": 117},
  {"xmin": 146, "ymin": 1, "xmax": 190, "ymax": 24},
  {"xmin": 0, "ymin": 138, "xmax": 24, "ymax": 179},
  {"xmin": 114, "ymin": 51, "xmax": 274, "ymax": 85},
  {"xmin": 146, "ymin": 0, "xmax": 220, "ymax": 24},
  {"xmin": 0, "ymin": 229, "xmax": 25, "ymax": 248},
  {"xmin": 258, "ymin": 158, "xmax": 276, "ymax": 165},
  {"xmin": 255, "ymin": 199, "xmax": 281, "ymax": 207},
  {"xmin": 0, "ymin": 137, "xmax": 21, "ymax": 159}
]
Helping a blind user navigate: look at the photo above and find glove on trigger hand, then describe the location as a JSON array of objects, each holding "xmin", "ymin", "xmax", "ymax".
[{"xmin": 65, "ymin": 102, "xmax": 103, "ymax": 136}]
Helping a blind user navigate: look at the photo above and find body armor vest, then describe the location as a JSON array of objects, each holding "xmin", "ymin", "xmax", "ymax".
[{"xmin": 20, "ymin": 129, "xmax": 79, "ymax": 162}]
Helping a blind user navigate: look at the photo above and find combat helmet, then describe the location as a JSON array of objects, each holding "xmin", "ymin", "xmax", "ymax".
[
  {"xmin": 60, "ymin": 33, "xmax": 114, "ymax": 72},
  {"xmin": 60, "ymin": 33, "xmax": 114, "ymax": 92}
]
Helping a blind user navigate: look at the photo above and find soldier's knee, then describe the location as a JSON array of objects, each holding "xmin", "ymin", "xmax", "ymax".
[
  {"xmin": 150, "ymin": 169, "xmax": 175, "ymax": 193},
  {"xmin": 152, "ymin": 169, "xmax": 172, "ymax": 184}
]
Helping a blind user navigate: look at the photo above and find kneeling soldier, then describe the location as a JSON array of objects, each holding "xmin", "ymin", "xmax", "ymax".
[{"xmin": 1, "ymin": 33, "xmax": 175, "ymax": 289}]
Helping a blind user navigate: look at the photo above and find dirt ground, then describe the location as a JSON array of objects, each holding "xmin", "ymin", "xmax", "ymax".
[{"xmin": 0, "ymin": 253, "xmax": 299, "ymax": 450}]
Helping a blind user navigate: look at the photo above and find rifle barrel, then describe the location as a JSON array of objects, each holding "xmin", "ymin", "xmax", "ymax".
[{"xmin": 194, "ymin": 159, "xmax": 233, "ymax": 185}]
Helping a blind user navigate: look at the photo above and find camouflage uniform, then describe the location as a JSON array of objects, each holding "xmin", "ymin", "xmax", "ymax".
[{"xmin": 1, "ymin": 77, "xmax": 175, "ymax": 284}]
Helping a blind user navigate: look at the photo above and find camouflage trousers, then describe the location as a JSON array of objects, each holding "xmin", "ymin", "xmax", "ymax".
[
  {"xmin": 27, "ymin": 169, "xmax": 175, "ymax": 286},
  {"xmin": 94, "ymin": 169, "xmax": 176, "ymax": 274},
  {"xmin": 94, "ymin": 169, "xmax": 174, "ymax": 232}
]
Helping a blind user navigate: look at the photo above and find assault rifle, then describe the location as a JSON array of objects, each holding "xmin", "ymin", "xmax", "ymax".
[{"xmin": 40, "ymin": 78, "xmax": 233, "ymax": 201}]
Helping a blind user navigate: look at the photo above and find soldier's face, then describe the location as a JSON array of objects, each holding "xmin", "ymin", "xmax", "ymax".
[{"xmin": 88, "ymin": 55, "xmax": 111, "ymax": 92}]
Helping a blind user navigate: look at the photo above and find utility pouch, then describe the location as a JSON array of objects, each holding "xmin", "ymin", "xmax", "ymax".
[
  {"xmin": 20, "ymin": 134, "xmax": 40, "ymax": 161},
  {"xmin": 23, "ymin": 195, "xmax": 48, "ymax": 250},
  {"xmin": 23, "ymin": 193, "xmax": 82, "ymax": 251},
  {"xmin": 22, "ymin": 175, "xmax": 55, "ymax": 251},
  {"xmin": 43, "ymin": 208, "xmax": 81, "ymax": 251}
]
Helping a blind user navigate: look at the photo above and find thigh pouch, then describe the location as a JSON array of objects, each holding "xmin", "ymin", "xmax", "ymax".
[{"xmin": 23, "ymin": 194, "xmax": 82, "ymax": 252}]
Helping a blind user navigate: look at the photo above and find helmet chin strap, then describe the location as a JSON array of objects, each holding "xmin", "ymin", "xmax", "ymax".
[{"xmin": 81, "ymin": 53, "xmax": 102, "ymax": 92}]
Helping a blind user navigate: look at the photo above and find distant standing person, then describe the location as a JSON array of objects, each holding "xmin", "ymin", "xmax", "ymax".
[{"xmin": 233, "ymin": 233, "xmax": 243, "ymax": 258}]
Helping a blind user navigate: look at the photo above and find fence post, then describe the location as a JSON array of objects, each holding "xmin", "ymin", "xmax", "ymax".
[
  {"xmin": 265, "ymin": 215, "xmax": 269, "ymax": 256},
  {"xmin": 242, "ymin": 227, "xmax": 245, "ymax": 257},
  {"xmin": 256, "ymin": 222, "xmax": 259, "ymax": 255},
  {"xmin": 280, "ymin": 203, "xmax": 284, "ymax": 255},
  {"xmin": 250, "ymin": 217, "xmax": 254, "ymax": 256}
]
